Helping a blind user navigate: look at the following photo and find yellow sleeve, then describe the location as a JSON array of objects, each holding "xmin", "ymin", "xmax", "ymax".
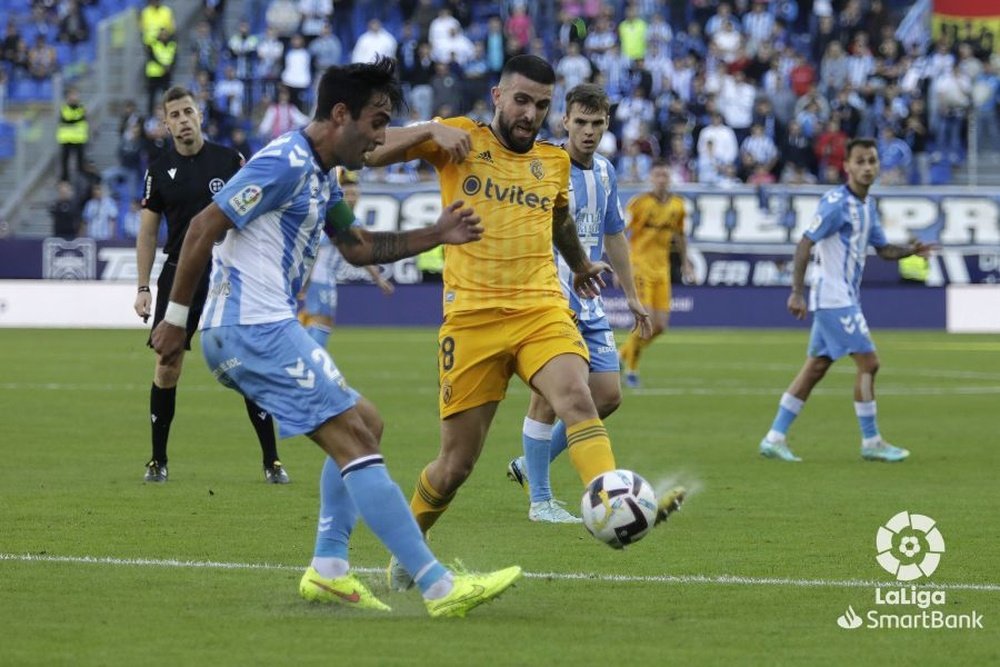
[
  {"xmin": 404, "ymin": 117, "xmax": 470, "ymax": 170},
  {"xmin": 626, "ymin": 195, "xmax": 643, "ymax": 234},
  {"xmin": 554, "ymin": 150, "xmax": 570, "ymax": 209},
  {"xmin": 671, "ymin": 198, "xmax": 686, "ymax": 234}
]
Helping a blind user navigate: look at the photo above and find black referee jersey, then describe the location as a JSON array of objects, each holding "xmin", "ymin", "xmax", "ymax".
[{"xmin": 142, "ymin": 140, "xmax": 245, "ymax": 261}]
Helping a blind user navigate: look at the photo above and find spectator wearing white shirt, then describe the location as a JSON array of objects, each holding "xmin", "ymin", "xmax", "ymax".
[
  {"xmin": 697, "ymin": 112, "xmax": 739, "ymax": 166},
  {"xmin": 428, "ymin": 8, "xmax": 461, "ymax": 48},
  {"xmin": 265, "ymin": 0, "xmax": 300, "ymax": 39},
  {"xmin": 616, "ymin": 87, "xmax": 655, "ymax": 145},
  {"xmin": 255, "ymin": 27, "xmax": 284, "ymax": 101},
  {"xmin": 556, "ymin": 42, "xmax": 592, "ymax": 92},
  {"xmin": 351, "ymin": 19, "xmax": 398, "ymax": 65},
  {"xmin": 711, "ymin": 18, "xmax": 743, "ymax": 64},
  {"xmin": 718, "ymin": 70, "xmax": 756, "ymax": 140},
  {"xmin": 644, "ymin": 42, "xmax": 674, "ymax": 97},
  {"xmin": 281, "ymin": 34, "xmax": 312, "ymax": 109},
  {"xmin": 432, "ymin": 26, "xmax": 475, "ymax": 67},
  {"xmin": 583, "ymin": 16, "xmax": 616, "ymax": 57},
  {"xmin": 646, "ymin": 14, "xmax": 672, "ymax": 53},
  {"xmin": 82, "ymin": 183, "xmax": 119, "ymax": 240}
]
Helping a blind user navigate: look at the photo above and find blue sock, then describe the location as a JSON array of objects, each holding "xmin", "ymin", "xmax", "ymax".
[
  {"xmin": 313, "ymin": 456, "xmax": 356, "ymax": 559},
  {"xmin": 768, "ymin": 392, "xmax": 804, "ymax": 440},
  {"xmin": 307, "ymin": 324, "xmax": 331, "ymax": 347},
  {"xmin": 549, "ymin": 420, "xmax": 568, "ymax": 462},
  {"xmin": 341, "ymin": 455, "xmax": 447, "ymax": 594},
  {"xmin": 855, "ymin": 401, "xmax": 880, "ymax": 440},
  {"xmin": 522, "ymin": 417, "xmax": 553, "ymax": 503}
]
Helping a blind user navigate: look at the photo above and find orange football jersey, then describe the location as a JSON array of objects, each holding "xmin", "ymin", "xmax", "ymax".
[
  {"xmin": 625, "ymin": 192, "xmax": 686, "ymax": 276},
  {"xmin": 405, "ymin": 117, "xmax": 571, "ymax": 313}
]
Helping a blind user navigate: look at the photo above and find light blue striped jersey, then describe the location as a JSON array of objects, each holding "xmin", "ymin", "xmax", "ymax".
[
  {"xmin": 557, "ymin": 152, "xmax": 626, "ymax": 324},
  {"xmin": 805, "ymin": 184, "xmax": 887, "ymax": 311},
  {"xmin": 201, "ymin": 130, "xmax": 342, "ymax": 328}
]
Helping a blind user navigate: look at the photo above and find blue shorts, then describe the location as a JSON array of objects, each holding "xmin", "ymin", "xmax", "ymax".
[
  {"xmin": 201, "ymin": 319, "xmax": 359, "ymax": 438},
  {"xmin": 579, "ymin": 318, "xmax": 620, "ymax": 373},
  {"xmin": 808, "ymin": 305, "xmax": 876, "ymax": 360},
  {"xmin": 303, "ymin": 280, "xmax": 337, "ymax": 320}
]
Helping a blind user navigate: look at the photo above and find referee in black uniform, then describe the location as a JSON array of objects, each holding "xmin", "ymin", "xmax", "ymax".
[{"xmin": 133, "ymin": 85, "xmax": 289, "ymax": 484}]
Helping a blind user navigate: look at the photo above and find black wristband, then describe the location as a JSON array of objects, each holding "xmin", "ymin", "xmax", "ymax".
[{"xmin": 138, "ymin": 286, "xmax": 151, "ymax": 293}]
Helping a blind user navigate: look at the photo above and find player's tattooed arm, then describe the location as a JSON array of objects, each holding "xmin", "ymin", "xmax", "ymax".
[
  {"xmin": 876, "ymin": 240, "xmax": 934, "ymax": 260},
  {"xmin": 552, "ymin": 205, "xmax": 588, "ymax": 272},
  {"xmin": 334, "ymin": 201, "xmax": 482, "ymax": 266},
  {"xmin": 553, "ymin": 205, "xmax": 608, "ymax": 298},
  {"xmin": 332, "ymin": 227, "xmax": 409, "ymax": 265}
]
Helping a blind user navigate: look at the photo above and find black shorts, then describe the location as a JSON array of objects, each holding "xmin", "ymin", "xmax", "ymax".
[{"xmin": 147, "ymin": 259, "xmax": 211, "ymax": 350}]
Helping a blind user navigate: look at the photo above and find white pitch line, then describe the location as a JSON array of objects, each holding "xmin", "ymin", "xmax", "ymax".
[{"xmin": 2, "ymin": 553, "xmax": 998, "ymax": 593}]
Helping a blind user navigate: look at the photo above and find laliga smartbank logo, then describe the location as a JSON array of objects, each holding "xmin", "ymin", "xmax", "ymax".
[{"xmin": 835, "ymin": 512, "xmax": 983, "ymax": 631}]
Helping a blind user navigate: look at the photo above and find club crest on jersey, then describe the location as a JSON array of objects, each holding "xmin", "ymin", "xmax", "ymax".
[
  {"xmin": 230, "ymin": 184, "xmax": 263, "ymax": 216},
  {"xmin": 441, "ymin": 381, "xmax": 452, "ymax": 405},
  {"xmin": 530, "ymin": 159, "xmax": 544, "ymax": 180},
  {"xmin": 209, "ymin": 178, "xmax": 225, "ymax": 194}
]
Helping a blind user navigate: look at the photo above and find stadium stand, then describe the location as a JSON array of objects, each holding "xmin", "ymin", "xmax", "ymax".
[{"xmin": 0, "ymin": 0, "xmax": 998, "ymax": 238}]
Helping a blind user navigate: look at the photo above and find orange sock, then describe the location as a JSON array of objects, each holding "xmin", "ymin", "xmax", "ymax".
[
  {"xmin": 566, "ymin": 418, "xmax": 616, "ymax": 486},
  {"xmin": 408, "ymin": 466, "xmax": 454, "ymax": 534}
]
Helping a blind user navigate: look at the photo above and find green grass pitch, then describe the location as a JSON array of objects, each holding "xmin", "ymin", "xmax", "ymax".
[{"xmin": 1, "ymin": 327, "xmax": 998, "ymax": 666}]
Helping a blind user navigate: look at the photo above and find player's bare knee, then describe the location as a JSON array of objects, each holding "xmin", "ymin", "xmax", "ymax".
[
  {"xmin": 354, "ymin": 398, "xmax": 384, "ymax": 442},
  {"xmin": 594, "ymin": 389, "xmax": 621, "ymax": 419},
  {"xmin": 551, "ymin": 384, "xmax": 598, "ymax": 423},
  {"xmin": 436, "ymin": 453, "xmax": 475, "ymax": 491}
]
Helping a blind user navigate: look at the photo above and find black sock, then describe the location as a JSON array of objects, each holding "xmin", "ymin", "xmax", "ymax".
[
  {"xmin": 150, "ymin": 383, "xmax": 176, "ymax": 464},
  {"xmin": 245, "ymin": 397, "xmax": 279, "ymax": 466}
]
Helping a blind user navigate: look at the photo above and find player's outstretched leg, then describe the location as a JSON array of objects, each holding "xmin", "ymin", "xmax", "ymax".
[
  {"xmin": 654, "ymin": 486, "xmax": 687, "ymax": 526},
  {"xmin": 299, "ymin": 457, "xmax": 390, "ymax": 610}
]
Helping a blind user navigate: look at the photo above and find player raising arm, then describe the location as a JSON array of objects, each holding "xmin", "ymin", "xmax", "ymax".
[
  {"xmin": 152, "ymin": 58, "xmax": 522, "ymax": 618},
  {"xmin": 365, "ymin": 56, "xmax": 683, "ymax": 591}
]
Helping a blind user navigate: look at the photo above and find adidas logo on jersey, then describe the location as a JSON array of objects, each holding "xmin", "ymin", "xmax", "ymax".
[{"xmin": 476, "ymin": 150, "xmax": 494, "ymax": 164}]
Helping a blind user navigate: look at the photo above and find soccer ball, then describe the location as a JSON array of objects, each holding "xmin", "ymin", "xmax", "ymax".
[{"xmin": 581, "ymin": 469, "xmax": 658, "ymax": 549}]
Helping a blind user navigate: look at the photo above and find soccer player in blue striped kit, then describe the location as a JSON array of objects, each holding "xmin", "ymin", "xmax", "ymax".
[
  {"xmin": 151, "ymin": 57, "xmax": 522, "ymax": 617},
  {"xmin": 758, "ymin": 138, "xmax": 933, "ymax": 463},
  {"xmin": 505, "ymin": 84, "xmax": 682, "ymax": 521}
]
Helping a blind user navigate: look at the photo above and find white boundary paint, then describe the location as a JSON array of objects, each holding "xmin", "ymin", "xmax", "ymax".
[{"xmin": 2, "ymin": 553, "xmax": 998, "ymax": 592}]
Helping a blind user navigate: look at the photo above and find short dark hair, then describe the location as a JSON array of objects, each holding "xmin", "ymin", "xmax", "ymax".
[
  {"xmin": 501, "ymin": 54, "xmax": 556, "ymax": 85},
  {"xmin": 314, "ymin": 56, "xmax": 404, "ymax": 121},
  {"xmin": 846, "ymin": 137, "xmax": 877, "ymax": 158},
  {"xmin": 565, "ymin": 83, "xmax": 610, "ymax": 116},
  {"xmin": 162, "ymin": 85, "xmax": 194, "ymax": 108},
  {"xmin": 651, "ymin": 158, "xmax": 670, "ymax": 170}
]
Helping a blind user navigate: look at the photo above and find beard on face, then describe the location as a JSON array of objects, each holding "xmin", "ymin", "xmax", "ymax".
[{"xmin": 497, "ymin": 109, "xmax": 538, "ymax": 153}]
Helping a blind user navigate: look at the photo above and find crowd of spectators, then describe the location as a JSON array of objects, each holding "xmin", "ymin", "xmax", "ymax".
[
  {"xmin": 158, "ymin": 0, "xmax": 998, "ymax": 189},
  {"xmin": 8, "ymin": 0, "xmax": 1000, "ymax": 239}
]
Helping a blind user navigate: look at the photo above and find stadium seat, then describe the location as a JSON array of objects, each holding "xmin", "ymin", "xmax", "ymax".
[{"xmin": 0, "ymin": 122, "xmax": 16, "ymax": 161}]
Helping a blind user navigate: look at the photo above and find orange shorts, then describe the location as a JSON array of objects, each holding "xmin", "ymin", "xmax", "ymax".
[
  {"xmin": 437, "ymin": 305, "xmax": 588, "ymax": 418},
  {"xmin": 635, "ymin": 272, "xmax": 671, "ymax": 313}
]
